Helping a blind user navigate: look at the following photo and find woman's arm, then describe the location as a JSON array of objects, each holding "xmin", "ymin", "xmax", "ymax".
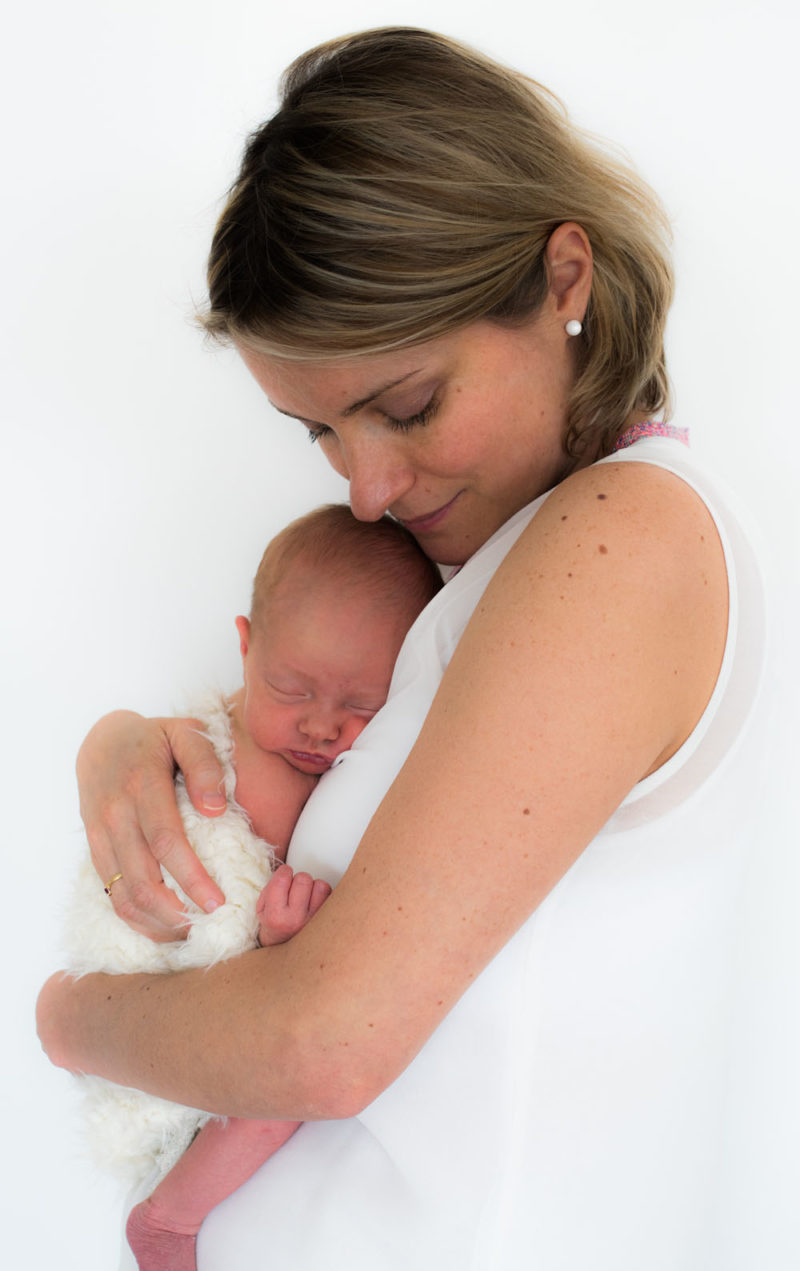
[
  {"xmin": 76, "ymin": 711, "xmax": 227, "ymax": 938},
  {"xmin": 39, "ymin": 462, "xmax": 728, "ymax": 1120}
]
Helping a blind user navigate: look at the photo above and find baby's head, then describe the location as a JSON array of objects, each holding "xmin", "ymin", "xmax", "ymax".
[{"xmin": 236, "ymin": 504, "xmax": 443, "ymax": 774}]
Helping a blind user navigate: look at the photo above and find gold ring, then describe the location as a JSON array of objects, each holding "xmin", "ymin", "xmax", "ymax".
[{"xmin": 104, "ymin": 872, "xmax": 124, "ymax": 896}]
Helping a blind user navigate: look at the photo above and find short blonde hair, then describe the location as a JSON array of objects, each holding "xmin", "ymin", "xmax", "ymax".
[
  {"xmin": 250, "ymin": 504, "xmax": 442, "ymax": 630},
  {"xmin": 203, "ymin": 28, "xmax": 673, "ymax": 458}
]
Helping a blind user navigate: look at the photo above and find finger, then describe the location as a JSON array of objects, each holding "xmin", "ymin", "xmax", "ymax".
[
  {"xmin": 163, "ymin": 717, "xmax": 227, "ymax": 816},
  {"xmin": 285, "ymin": 872, "xmax": 315, "ymax": 920},
  {"xmin": 307, "ymin": 878, "xmax": 333, "ymax": 919},
  {"xmin": 86, "ymin": 814, "xmax": 192, "ymax": 942},
  {"xmin": 135, "ymin": 760, "xmax": 225, "ymax": 919},
  {"xmin": 259, "ymin": 866, "xmax": 293, "ymax": 922},
  {"xmin": 76, "ymin": 711, "xmax": 223, "ymax": 937}
]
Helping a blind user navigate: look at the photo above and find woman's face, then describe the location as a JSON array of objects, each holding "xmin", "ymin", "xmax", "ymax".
[{"xmin": 239, "ymin": 313, "xmax": 578, "ymax": 565}]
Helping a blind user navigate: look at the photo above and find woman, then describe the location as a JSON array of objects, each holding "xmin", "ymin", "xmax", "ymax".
[{"xmin": 38, "ymin": 28, "xmax": 770, "ymax": 1269}]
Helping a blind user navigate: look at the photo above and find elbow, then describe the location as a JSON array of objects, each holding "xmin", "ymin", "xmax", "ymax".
[
  {"xmin": 319, "ymin": 1056, "xmax": 394, "ymax": 1120},
  {"xmin": 282, "ymin": 1043, "xmax": 391, "ymax": 1122}
]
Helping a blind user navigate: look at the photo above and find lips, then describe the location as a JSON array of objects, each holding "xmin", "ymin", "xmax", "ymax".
[
  {"xmin": 396, "ymin": 491, "xmax": 462, "ymax": 534},
  {"xmin": 287, "ymin": 750, "xmax": 332, "ymax": 772}
]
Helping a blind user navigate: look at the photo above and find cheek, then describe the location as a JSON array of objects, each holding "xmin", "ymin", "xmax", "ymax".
[
  {"xmin": 428, "ymin": 411, "xmax": 490, "ymax": 475},
  {"xmin": 247, "ymin": 695, "xmax": 296, "ymax": 746},
  {"xmin": 342, "ymin": 716, "xmax": 370, "ymax": 747}
]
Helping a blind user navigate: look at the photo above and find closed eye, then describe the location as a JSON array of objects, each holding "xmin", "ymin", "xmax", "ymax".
[
  {"xmin": 306, "ymin": 396, "xmax": 439, "ymax": 444},
  {"xmin": 383, "ymin": 396, "xmax": 439, "ymax": 432},
  {"xmin": 306, "ymin": 424, "xmax": 331, "ymax": 445},
  {"xmin": 267, "ymin": 682, "xmax": 309, "ymax": 701}
]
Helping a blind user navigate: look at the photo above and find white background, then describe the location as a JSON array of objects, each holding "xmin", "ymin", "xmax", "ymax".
[{"xmin": 4, "ymin": 1, "xmax": 799, "ymax": 1266}]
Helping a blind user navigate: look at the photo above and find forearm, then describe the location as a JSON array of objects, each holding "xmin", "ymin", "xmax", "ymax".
[{"xmin": 37, "ymin": 945, "xmax": 350, "ymax": 1121}]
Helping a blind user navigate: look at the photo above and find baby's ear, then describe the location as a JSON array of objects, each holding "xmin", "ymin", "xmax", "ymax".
[{"xmin": 235, "ymin": 615, "xmax": 251, "ymax": 660}]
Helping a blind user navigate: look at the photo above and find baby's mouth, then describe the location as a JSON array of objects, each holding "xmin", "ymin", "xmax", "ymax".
[{"xmin": 288, "ymin": 749, "xmax": 332, "ymax": 770}]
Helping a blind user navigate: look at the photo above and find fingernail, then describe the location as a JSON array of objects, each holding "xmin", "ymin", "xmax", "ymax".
[
  {"xmin": 202, "ymin": 794, "xmax": 226, "ymax": 811},
  {"xmin": 203, "ymin": 899, "xmax": 221, "ymax": 913}
]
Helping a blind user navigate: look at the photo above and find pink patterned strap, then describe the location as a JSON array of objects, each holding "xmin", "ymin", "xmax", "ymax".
[{"xmin": 613, "ymin": 420, "xmax": 690, "ymax": 451}]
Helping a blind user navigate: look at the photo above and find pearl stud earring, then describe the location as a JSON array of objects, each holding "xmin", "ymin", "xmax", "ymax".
[{"xmin": 565, "ymin": 319, "xmax": 583, "ymax": 337}]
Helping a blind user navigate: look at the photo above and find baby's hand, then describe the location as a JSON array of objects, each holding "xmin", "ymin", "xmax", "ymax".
[{"xmin": 257, "ymin": 864, "xmax": 332, "ymax": 946}]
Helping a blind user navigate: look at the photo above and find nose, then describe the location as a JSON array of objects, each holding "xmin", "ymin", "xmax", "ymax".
[
  {"xmin": 298, "ymin": 706, "xmax": 342, "ymax": 746},
  {"xmin": 336, "ymin": 430, "xmax": 415, "ymax": 522}
]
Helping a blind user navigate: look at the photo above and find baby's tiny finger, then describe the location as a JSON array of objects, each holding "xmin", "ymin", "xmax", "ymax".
[
  {"xmin": 308, "ymin": 879, "xmax": 332, "ymax": 918},
  {"xmin": 286, "ymin": 871, "xmax": 314, "ymax": 916},
  {"xmin": 269, "ymin": 865, "xmax": 294, "ymax": 902}
]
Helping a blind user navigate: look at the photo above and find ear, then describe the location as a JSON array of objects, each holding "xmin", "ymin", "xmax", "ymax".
[
  {"xmin": 544, "ymin": 222, "xmax": 593, "ymax": 322},
  {"xmin": 235, "ymin": 615, "xmax": 251, "ymax": 662}
]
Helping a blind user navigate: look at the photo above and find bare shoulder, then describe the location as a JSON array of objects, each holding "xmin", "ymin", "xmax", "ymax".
[
  {"xmin": 515, "ymin": 457, "xmax": 726, "ymax": 595},
  {"xmin": 458, "ymin": 456, "xmax": 728, "ymax": 780}
]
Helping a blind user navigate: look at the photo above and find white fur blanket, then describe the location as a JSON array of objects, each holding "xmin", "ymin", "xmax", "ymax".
[{"xmin": 62, "ymin": 692, "xmax": 278, "ymax": 1189}]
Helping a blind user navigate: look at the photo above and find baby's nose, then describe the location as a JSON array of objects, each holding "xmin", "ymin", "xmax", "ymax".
[{"xmin": 299, "ymin": 710, "xmax": 341, "ymax": 743}]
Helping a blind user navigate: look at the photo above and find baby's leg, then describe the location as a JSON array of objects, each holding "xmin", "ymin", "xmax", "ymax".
[{"xmin": 126, "ymin": 1116, "xmax": 301, "ymax": 1271}]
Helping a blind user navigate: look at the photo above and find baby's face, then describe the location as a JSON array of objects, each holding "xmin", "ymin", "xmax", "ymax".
[{"xmin": 238, "ymin": 579, "xmax": 412, "ymax": 775}]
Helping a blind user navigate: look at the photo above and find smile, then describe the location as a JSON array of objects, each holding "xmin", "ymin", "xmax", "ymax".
[{"xmin": 396, "ymin": 492, "xmax": 463, "ymax": 534}]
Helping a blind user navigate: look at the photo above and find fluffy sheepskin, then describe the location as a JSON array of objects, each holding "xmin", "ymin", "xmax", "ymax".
[{"xmin": 62, "ymin": 692, "xmax": 278, "ymax": 1189}]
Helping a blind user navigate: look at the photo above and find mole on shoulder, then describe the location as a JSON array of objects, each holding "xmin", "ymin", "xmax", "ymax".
[{"xmin": 597, "ymin": 493, "xmax": 607, "ymax": 500}]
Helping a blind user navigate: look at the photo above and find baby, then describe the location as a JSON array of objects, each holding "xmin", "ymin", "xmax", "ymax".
[{"xmin": 62, "ymin": 503, "xmax": 442, "ymax": 1271}]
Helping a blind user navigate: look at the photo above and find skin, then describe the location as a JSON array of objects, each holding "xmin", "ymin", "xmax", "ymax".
[
  {"xmin": 126, "ymin": 866, "xmax": 322, "ymax": 1271},
  {"xmin": 233, "ymin": 573, "xmax": 418, "ymax": 778},
  {"xmin": 37, "ymin": 223, "xmax": 729, "ymax": 1131},
  {"xmin": 118, "ymin": 572, "xmax": 418, "ymax": 1270}
]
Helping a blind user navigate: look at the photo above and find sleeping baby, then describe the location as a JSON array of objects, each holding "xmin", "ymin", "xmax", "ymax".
[{"xmin": 63, "ymin": 503, "xmax": 442, "ymax": 1271}]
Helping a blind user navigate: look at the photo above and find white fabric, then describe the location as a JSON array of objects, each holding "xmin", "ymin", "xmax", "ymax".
[
  {"xmin": 63, "ymin": 692, "xmax": 278, "ymax": 1190},
  {"xmin": 199, "ymin": 440, "xmax": 796, "ymax": 1270}
]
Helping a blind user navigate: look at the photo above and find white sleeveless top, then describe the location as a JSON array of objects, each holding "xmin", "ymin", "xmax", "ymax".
[{"xmin": 198, "ymin": 439, "xmax": 789, "ymax": 1270}]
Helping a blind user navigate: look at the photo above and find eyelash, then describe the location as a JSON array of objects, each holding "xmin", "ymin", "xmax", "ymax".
[{"xmin": 307, "ymin": 397, "xmax": 439, "ymax": 444}]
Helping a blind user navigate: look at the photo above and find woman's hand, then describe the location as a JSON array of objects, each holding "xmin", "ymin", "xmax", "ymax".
[{"xmin": 77, "ymin": 711, "xmax": 227, "ymax": 941}]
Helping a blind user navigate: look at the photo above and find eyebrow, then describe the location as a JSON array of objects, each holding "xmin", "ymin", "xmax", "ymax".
[{"xmin": 270, "ymin": 371, "xmax": 422, "ymax": 425}]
